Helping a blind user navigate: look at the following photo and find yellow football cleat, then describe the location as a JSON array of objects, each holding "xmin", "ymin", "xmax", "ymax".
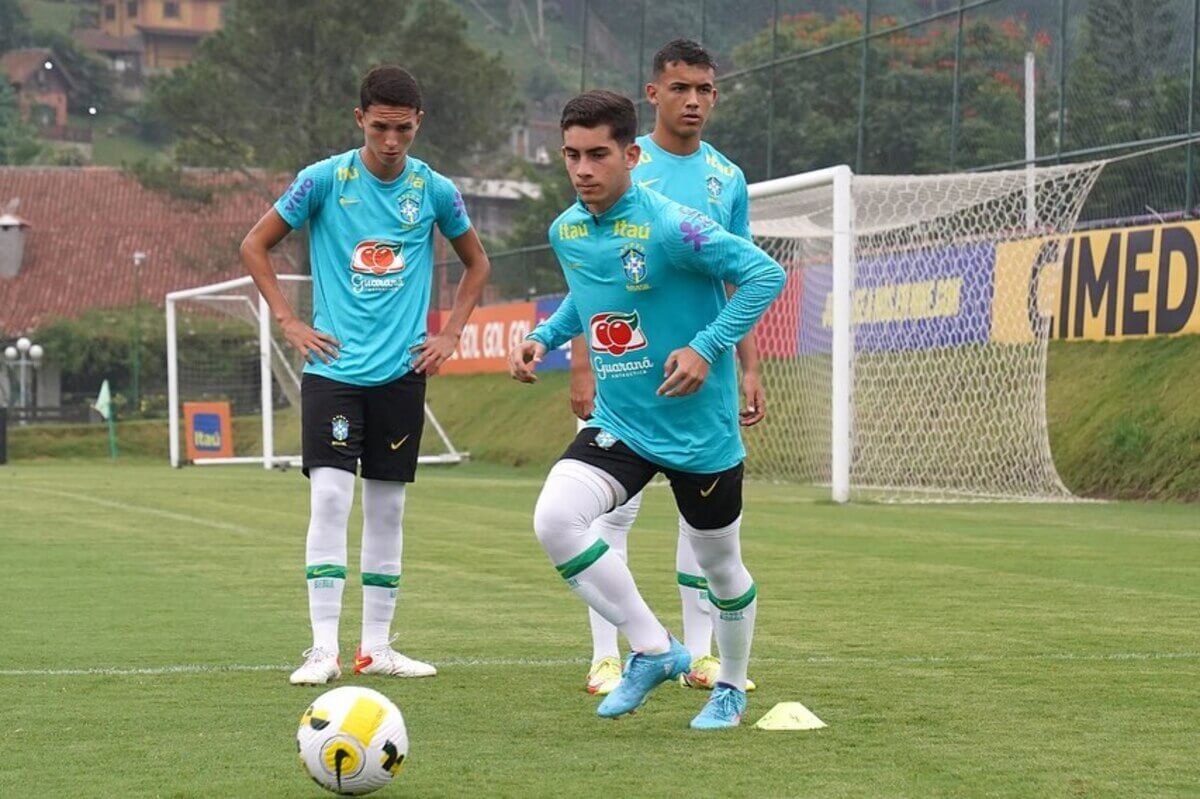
[
  {"xmin": 680, "ymin": 655, "xmax": 756, "ymax": 691},
  {"xmin": 585, "ymin": 656, "xmax": 623, "ymax": 695}
]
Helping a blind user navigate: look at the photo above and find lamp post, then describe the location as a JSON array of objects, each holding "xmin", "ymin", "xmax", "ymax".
[
  {"xmin": 4, "ymin": 337, "xmax": 44, "ymax": 422},
  {"xmin": 132, "ymin": 251, "xmax": 146, "ymax": 414}
]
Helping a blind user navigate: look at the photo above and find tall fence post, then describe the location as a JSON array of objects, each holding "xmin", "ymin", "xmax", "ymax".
[
  {"xmin": 949, "ymin": 0, "xmax": 966, "ymax": 169},
  {"xmin": 579, "ymin": 0, "xmax": 589, "ymax": 91},
  {"xmin": 1187, "ymin": 0, "xmax": 1199, "ymax": 215},
  {"xmin": 1056, "ymin": 0, "xmax": 1068, "ymax": 163},
  {"xmin": 856, "ymin": 0, "xmax": 873, "ymax": 172},
  {"xmin": 766, "ymin": 0, "xmax": 780, "ymax": 179}
]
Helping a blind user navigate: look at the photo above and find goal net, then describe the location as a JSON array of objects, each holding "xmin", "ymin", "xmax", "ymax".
[
  {"xmin": 747, "ymin": 162, "xmax": 1104, "ymax": 502},
  {"xmin": 165, "ymin": 275, "xmax": 466, "ymax": 468}
]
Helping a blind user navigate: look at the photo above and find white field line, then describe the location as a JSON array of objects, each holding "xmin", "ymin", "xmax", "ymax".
[
  {"xmin": 9, "ymin": 486, "xmax": 257, "ymax": 535},
  {"xmin": 2, "ymin": 651, "xmax": 1198, "ymax": 678}
]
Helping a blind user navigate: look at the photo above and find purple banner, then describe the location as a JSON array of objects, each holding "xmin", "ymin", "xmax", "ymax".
[{"xmin": 798, "ymin": 243, "xmax": 996, "ymax": 354}]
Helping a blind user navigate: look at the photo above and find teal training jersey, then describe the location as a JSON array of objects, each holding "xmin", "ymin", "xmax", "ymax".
[
  {"xmin": 633, "ymin": 135, "xmax": 750, "ymax": 240},
  {"xmin": 529, "ymin": 185, "xmax": 784, "ymax": 474},
  {"xmin": 274, "ymin": 149, "xmax": 471, "ymax": 386}
]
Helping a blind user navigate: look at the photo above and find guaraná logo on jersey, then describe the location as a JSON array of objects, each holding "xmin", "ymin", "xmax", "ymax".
[
  {"xmin": 621, "ymin": 243, "xmax": 648, "ymax": 286},
  {"xmin": 397, "ymin": 192, "xmax": 422, "ymax": 226},
  {"xmin": 590, "ymin": 311, "xmax": 648, "ymax": 356},
  {"xmin": 351, "ymin": 240, "xmax": 405, "ymax": 276}
]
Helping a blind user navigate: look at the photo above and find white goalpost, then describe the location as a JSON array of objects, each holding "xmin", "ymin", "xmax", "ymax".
[
  {"xmin": 165, "ymin": 274, "xmax": 467, "ymax": 469},
  {"xmin": 746, "ymin": 160, "xmax": 1104, "ymax": 503}
]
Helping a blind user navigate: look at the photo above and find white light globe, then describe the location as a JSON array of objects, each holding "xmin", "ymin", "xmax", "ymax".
[
  {"xmin": 29, "ymin": 344, "xmax": 44, "ymax": 361},
  {"xmin": 3, "ymin": 346, "xmax": 16, "ymax": 361},
  {"xmin": 16, "ymin": 337, "xmax": 30, "ymax": 354}
]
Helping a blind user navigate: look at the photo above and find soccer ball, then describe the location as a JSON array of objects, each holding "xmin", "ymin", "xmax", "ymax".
[{"xmin": 297, "ymin": 686, "xmax": 408, "ymax": 796}]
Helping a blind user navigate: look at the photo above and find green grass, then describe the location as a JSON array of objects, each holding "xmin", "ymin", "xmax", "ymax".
[
  {"xmin": 22, "ymin": 0, "xmax": 82, "ymax": 34},
  {"xmin": 1, "ymin": 461, "xmax": 1198, "ymax": 797}
]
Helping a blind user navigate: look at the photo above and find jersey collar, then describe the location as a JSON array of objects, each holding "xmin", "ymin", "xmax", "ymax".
[{"xmin": 575, "ymin": 182, "xmax": 640, "ymax": 223}]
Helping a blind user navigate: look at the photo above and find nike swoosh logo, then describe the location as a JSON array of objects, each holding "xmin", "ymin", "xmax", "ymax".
[
  {"xmin": 637, "ymin": 178, "xmax": 661, "ymax": 188},
  {"xmin": 390, "ymin": 435, "xmax": 410, "ymax": 450},
  {"xmin": 700, "ymin": 478, "xmax": 720, "ymax": 498},
  {"xmin": 338, "ymin": 196, "xmax": 360, "ymax": 206}
]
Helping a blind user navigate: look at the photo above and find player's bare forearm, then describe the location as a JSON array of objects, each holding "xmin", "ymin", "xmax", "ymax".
[
  {"xmin": 241, "ymin": 208, "xmax": 340, "ymax": 363},
  {"xmin": 439, "ymin": 229, "xmax": 491, "ymax": 338},
  {"xmin": 569, "ymin": 336, "xmax": 594, "ymax": 419},
  {"xmin": 413, "ymin": 228, "xmax": 490, "ymax": 375}
]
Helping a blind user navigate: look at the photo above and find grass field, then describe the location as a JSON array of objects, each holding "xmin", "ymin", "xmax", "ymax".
[{"xmin": 1, "ymin": 461, "xmax": 1198, "ymax": 797}]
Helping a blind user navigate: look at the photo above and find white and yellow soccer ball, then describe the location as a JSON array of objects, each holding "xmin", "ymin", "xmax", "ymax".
[{"xmin": 297, "ymin": 686, "xmax": 408, "ymax": 796}]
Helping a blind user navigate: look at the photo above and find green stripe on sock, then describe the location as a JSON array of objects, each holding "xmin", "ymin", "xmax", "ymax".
[
  {"xmin": 306, "ymin": 564, "xmax": 347, "ymax": 580},
  {"xmin": 708, "ymin": 583, "xmax": 757, "ymax": 612},
  {"xmin": 362, "ymin": 572, "xmax": 400, "ymax": 589},
  {"xmin": 677, "ymin": 571, "xmax": 708, "ymax": 590},
  {"xmin": 555, "ymin": 539, "xmax": 610, "ymax": 581}
]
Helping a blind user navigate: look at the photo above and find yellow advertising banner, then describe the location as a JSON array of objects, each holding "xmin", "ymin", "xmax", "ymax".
[{"xmin": 993, "ymin": 220, "xmax": 1200, "ymax": 343}]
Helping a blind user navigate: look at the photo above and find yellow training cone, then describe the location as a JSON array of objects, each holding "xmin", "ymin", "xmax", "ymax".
[{"xmin": 754, "ymin": 702, "xmax": 827, "ymax": 731}]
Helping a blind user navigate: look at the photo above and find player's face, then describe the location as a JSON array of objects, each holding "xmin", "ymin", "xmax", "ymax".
[
  {"xmin": 561, "ymin": 125, "xmax": 640, "ymax": 211},
  {"xmin": 646, "ymin": 61, "xmax": 717, "ymax": 139},
  {"xmin": 355, "ymin": 104, "xmax": 423, "ymax": 168}
]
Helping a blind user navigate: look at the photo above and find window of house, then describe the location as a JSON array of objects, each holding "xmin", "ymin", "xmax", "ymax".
[
  {"xmin": 104, "ymin": 3, "xmax": 116, "ymax": 20},
  {"xmin": 127, "ymin": 1, "xmax": 138, "ymax": 17},
  {"xmin": 163, "ymin": 1, "xmax": 180, "ymax": 18}
]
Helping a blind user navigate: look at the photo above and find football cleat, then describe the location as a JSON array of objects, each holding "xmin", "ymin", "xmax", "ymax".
[
  {"xmin": 690, "ymin": 682, "xmax": 747, "ymax": 730},
  {"xmin": 597, "ymin": 636, "xmax": 692, "ymax": 719},
  {"xmin": 289, "ymin": 646, "xmax": 341, "ymax": 685},
  {"xmin": 680, "ymin": 655, "xmax": 756, "ymax": 691},
  {"xmin": 354, "ymin": 636, "xmax": 437, "ymax": 678},
  {"xmin": 585, "ymin": 656, "xmax": 623, "ymax": 695}
]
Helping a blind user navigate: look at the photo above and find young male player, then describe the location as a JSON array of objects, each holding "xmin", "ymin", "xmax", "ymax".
[
  {"xmin": 509, "ymin": 91, "xmax": 783, "ymax": 728},
  {"xmin": 241, "ymin": 66, "xmax": 490, "ymax": 685},
  {"xmin": 570, "ymin": 39, "xmax": 765, "ymax": 696}
]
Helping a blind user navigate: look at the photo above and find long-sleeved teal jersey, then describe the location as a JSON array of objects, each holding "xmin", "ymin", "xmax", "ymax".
[
  {"xmin": 633, "ymin": 135, "xmax": 751, "ymax": 240},
  {"xmin": 274, "ymin": 149, "xmax": 471, "ymax": 386},
  {"xmin": 528, "ymin": 184, "xmax": 785, "ymax": 474}
]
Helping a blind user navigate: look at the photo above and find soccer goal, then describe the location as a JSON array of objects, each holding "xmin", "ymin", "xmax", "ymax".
[
  {"xmin": 746, "ymin": 162, "xmax": 1104, "ymax": 503},
  {"xmin": 165, "ymin": 274, "xmax": 467, "ymax": 469}
]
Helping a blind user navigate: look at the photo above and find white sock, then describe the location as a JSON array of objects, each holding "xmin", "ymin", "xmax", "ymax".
[
  {"xmin": 305, "ymin": 467, "xmax": 354, "ymax": 655},
  {"xmin": 682, "ymin": 515, "xmax": 756, "ymax": 690},
  {"xmin": 534, "ymin": 460, "xmax": 668, "ymax": 654},
  {"xmin": 586, "ymin": 491, "xmax": 641, "ymax": 663},
  {"xmin": 360, "ymin": 479, "xmax": 405, "ymax": 652},
  {"xmin": 675, "ymin": 517, "xmax": 713, "ymax": 660}
]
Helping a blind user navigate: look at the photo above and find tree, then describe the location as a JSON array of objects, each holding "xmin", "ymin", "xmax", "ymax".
[
  {"xmin": 0, "ymin": 0, "xmax": 30, "ymax": 54},
  {"xmin": 148, "ymin": 0, "xmax": 516, "ymax": 183},
  {"xmin": 0, "ymin": 81, "xmax": 42, "ymax": 166},
  {"xmin": 705, "ymin": 11, "xmax": 1056, "ymax": 181}
]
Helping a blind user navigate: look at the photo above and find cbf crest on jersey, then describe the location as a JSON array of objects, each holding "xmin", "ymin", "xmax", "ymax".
[
  {"xmin": 706, "ymin": 175, "xmax": 723, "ymax": 200},
  {"xmin": 397, "ymin": 191, "xmax": 422, "ymax": 227},
  {"xmin": 620, "ymin": 243, "xmax": 648, "ymax": 286}
]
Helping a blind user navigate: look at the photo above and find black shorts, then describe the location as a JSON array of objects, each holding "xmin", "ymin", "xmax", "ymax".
[
  {"xmin": 560, "ymin": 427, "xmax": 743, "ymax": 530},
  {"xmin": 301, "ymin": 372, "xmax": 426, "ymax": 482}
]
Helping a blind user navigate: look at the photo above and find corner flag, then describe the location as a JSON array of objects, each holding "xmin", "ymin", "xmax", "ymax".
[{"xmin": 93, "ymin": 379, "xmax": 118, "ymax": 460}]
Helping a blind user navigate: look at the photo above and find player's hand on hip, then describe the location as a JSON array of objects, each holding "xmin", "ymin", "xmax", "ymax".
[
  {"xmin": 657, "ymin": 346, "xmax": 709, "ymax": 397},
  {"xmin": 411, "ymin": 332, "xmax": 459, "ymax": 376},
  {"xmin": 569, "ymin": 366, "xmax": 595, "ymax": 419},
  {"xmin": 740, "ymin": 370, "xmax": 766, "ymax": 426},
  {"xmin": 282, "ymin": 317, "xmax": 340, "ymax": 364},
  {"xmin": 509, "ymin": 340, "xmax": 545, "ymax": 383}
]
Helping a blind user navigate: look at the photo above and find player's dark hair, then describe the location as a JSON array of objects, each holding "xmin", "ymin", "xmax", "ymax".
[
  {"xmin": 652, "ymin": 38, "xmax": 718, "ymax": 77},
  {"xmin": 560, "ymin": 90, "xmax": 638, "ymax": 147},
  {"xmin": 360, "ymin": 66, "xmax": 423, "ymax": 111}
]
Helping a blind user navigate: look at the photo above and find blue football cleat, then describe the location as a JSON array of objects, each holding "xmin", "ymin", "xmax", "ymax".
[
  {"xmin": 690, "ymin": 682, "xmax": 747, "ymax": 730},
  {"xmin": 597, "ymin": 637, "xmax": 691, "ymax": 718}
]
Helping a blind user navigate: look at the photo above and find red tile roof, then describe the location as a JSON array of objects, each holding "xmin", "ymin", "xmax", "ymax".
[
  {"xmin": 0, "ymin": 167, "xmax": 293, "ymax": 334},
  {"xmin": 2, "ymin": 48, "xmax": 54, "ymax": 85}
]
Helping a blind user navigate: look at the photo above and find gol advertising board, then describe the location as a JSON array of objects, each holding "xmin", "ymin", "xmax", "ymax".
[
  {"xmin": 438, "ymin": 302, "xmax": 536, "ymax": 374},
  {"xmin": 183, "ymin": 401, "xmax": 233, "ymax": 460},
  {"xmin": 993, "ymin": 220, "xmax": 1200, "ymax": 343}
]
